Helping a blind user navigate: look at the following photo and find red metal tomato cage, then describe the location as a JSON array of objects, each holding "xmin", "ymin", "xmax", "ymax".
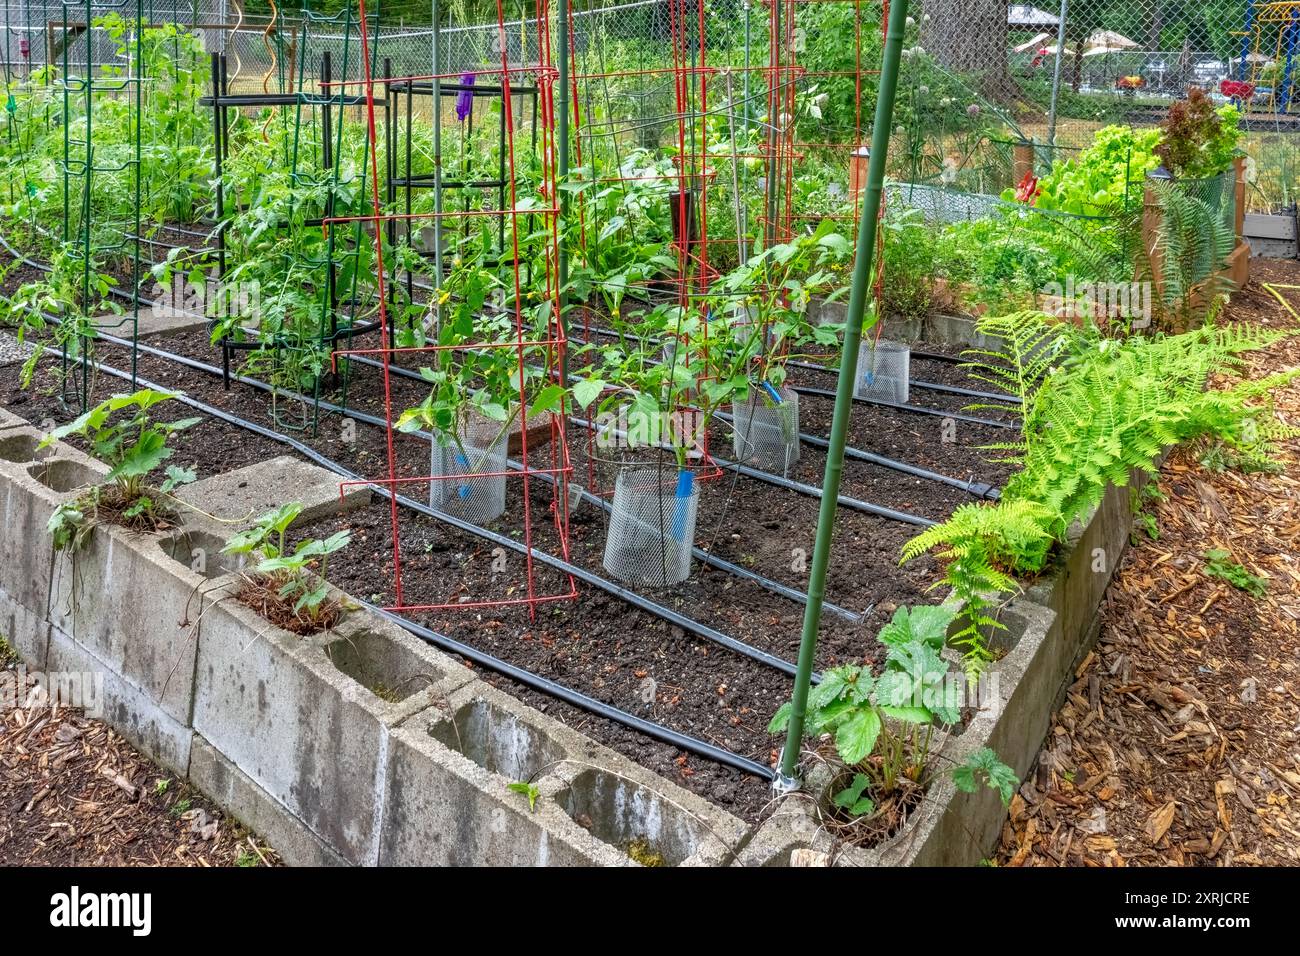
[
  {"xmin": 332, "ymin": 0, "xmax": 578, "ymax": 616},
  {"xmin": 561, "ymin": 0, "xmax": 888, "ymax": 498}
]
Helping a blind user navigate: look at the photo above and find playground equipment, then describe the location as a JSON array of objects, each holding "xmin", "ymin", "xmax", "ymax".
[{"xmin": 1236, "ymin": 1, "xmax": 1300, "ymax": 113}]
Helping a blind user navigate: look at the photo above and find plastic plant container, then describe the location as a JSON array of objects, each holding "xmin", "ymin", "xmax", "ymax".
[
  {"xmin": 602, "ymin": 467, "xmax": 699, "ymax": 587},
  {"xmin": 855, "ymin": 339, "xmax": 910, "ymax": 404},
  {"xmin": 429, "ymin": 413, "xmax": 510, "ymax": 523},
  {"xmin": 731, "ymin": 382, "xmax": 800, "ymax": 476}
]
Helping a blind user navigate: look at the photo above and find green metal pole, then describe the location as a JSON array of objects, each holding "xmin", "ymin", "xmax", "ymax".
[
  {"xmin": 776, "ymin": 0, "xmax": 910, "ymax": 788},
  {"xmin": 556, "ymin": 0, "xmax": 570, "ymax": 383}
]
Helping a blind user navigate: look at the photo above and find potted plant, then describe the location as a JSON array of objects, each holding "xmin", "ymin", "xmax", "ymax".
[
  {"xmin": 397, "ymin": 262, "xmax": 565, "ymax": 523},
  {"xmin": 710, "ymin": 222, "xmax": 850, "ymax": 474}
]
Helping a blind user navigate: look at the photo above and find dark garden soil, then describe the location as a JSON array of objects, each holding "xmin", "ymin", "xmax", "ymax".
[
  {"xmin": 0, "ymin": 644, "xmax": 279, "ymax": 866},
  {"xmin": 0, "ymin": 239, "xmax": 1031, "ymax": 825}
]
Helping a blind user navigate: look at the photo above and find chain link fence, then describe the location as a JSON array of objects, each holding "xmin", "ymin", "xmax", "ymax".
[{"xmin": 4, "ymin": 0, "xmax": 1297, "ymax": 215}]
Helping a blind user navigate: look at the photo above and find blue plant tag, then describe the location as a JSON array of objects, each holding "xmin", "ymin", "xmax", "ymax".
[
  {"xmin": 670, "ymin": 469, "xmax": 694, "ymax": 541},
  {"xmin": 454, "ymin": 451, "xmax": 472, "ymax": 499}
]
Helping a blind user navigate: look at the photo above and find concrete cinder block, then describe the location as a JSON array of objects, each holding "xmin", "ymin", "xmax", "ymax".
[
  {"xmin": 192, "ymin": 595, "xmax": 472, "ymax": 865},
  {"xmin": 48, "ymin": 524, "xmax": 219, "ymax": 727},
  {"xmin": 0, "ymin": 435, "xmax": 107, "ymax": 668},
  {"xmin": 45, "ymin": 625, "xmax": 193, "ymax": 775},
  {"xmin": 381, "ymin": 718, "xmax": 600, "ymax": 867},
  {"xmin": 924, "ymin": 312, "xmax": 1001, "ymax": 351},
  {"xmin": 0, "ymin": 405, "xmax": 29, "ymax": 432},
  {"xmin": 174, "ymin": 456, "xmax": 370, "ymax": 524},
  {"xmin": 188, "ymin": 735, "xmax": 348, "ymax": 867},
  {"xmin": 94, "ymin": 306, "xmax": 211, "ymax": 340},
  {"xmin": 380, "ymin": 681, "xmax": 748, "ymax": 866},
  {"xmin": 0, "ymin": 596, "xmax": 49, "ymax": 669}
]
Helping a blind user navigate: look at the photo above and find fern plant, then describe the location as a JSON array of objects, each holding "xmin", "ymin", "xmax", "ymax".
[
  {"xmin": 901, "ymin": 500, "xmax": 1054, "ymax": 675},
  {"xmin": 907, "ymin": 314, "xmax": 1294, "ymax": 676},
  {"xmin": 1142, "ymin": 181, "xmax": 1236, "ymax": 332},
  {"xmin": 959, "ymin": 310, "xmax": 1074, "ymax": 415}
]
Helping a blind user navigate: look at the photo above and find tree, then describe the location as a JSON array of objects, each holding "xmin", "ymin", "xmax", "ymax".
[{"xmin": 920, "ymin": 0, "xmax": 1014, "ymax": 101}]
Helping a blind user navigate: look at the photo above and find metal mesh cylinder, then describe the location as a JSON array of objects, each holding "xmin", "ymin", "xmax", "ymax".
[
  {"xmin": 602, "ymin": 468, "xmax": 699, "ymax": 587},
  {"xmin": 731, "ymin": 385, "xmax": 800, "ymax": 475},
  {"xmin": 855, "ymin": 340, "xmax": 910, "ymax": 404},
  {"xmin": 430, "ymin": 415, "xmax": 509, "ymax": 523}
]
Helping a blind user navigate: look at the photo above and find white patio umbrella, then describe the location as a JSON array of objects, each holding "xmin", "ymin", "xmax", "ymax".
[
  {"xmin": 1086, "ymin": 30, "xmax": 1138, "ymax": 49},
  {"xmin": 1014, "ymin": 32, "xmax": 1052, "ymax": 54}
]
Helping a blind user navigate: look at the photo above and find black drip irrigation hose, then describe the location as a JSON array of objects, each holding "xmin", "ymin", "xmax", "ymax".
[
  {"xmin": 347, "ymin": 350, "xmax": 997, "ymax": 505},
  {"xmin": 71, "ymin": 354, "xmax": 778, "ymax": 782},
  {"xmin": 578, "ymin": 321, "xmax": 1020, "ymax": 407},
  {"xmin": 783, "ymin": 356, "xmax": 1018, "ymax": 405},
  {"xmin": 338, "ymin": 349, "xmax": 942, "ymax": 529},
  {"xmin": 910, "ymin": 378, "xmax": 1018, "ymax": 404},
  {"xmin": 88, "ymin": 332, "xmax": 810, "ymax": 675},
  {"xmin": 357, "ymin": 598, "xmax": 776, "ymax": 780},
  {"xmin": 572, "ymin": 324, "xmax": 1018, "ymax": 426},
  {"xmin": 95, "ymin": 331, "xmax": 863, "ymax": 625},
  {"xmin": 571, "ymin": 415, "xmax": 936, "ymax": 529},
  {"xmin": 713, "ymin": 408, "xmax": 1000, "ymax": 501},
  {"xmin": 909, "ymin": 346, "xmax": 985, "ymax": 365},
  {"xmin": 1, "ymin": 234, "xmax": 861, "ymax": 633},
  {"xmin": 790, "ymin": 384, "xmax": 1017, "ymax": 430}
]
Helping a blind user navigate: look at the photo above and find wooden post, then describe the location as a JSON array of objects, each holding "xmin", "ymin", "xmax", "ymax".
[
  {"xmin": 1228, "ymin": 156, "xmax": 1250, "ymax": 287},
  {"xmin": 1140, "ymin": 182, "xmax": 1164, "ymax": 302},
  {"xmin": 848, "ymin": 145, "xmax": 870, "ymax": 201},
  {"xmin": 1012, "ymin": 140, "xmax": 1035, "ymax": 184},
  {"xmin": 1233, "ymin": 155, "xmax": 1247, "ymax": 241}
]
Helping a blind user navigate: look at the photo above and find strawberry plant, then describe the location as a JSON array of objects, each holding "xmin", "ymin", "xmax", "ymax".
[
  {"xmin": 221, "ymin": 503, "xmax": 352, "ymax": 634},
  {"xmin": 40, "ymin": 388, "xmax": 200, "ymax": 550},
  {"xmin": 769, "ymin": 604, "xmax": 1016, "ymax": 839}
]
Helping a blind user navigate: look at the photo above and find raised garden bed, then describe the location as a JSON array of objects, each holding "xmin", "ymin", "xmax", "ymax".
[{"xmin": 0, "ymin": 279, "xmax": 1150, "ymax": 864}]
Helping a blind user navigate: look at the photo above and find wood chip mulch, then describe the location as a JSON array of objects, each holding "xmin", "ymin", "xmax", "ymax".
[
  {"xmin": 997, "ymin": 262, "xmax": 1300, "ymax": 867},
  {"xmin": 0, "ymin": 660, "xmax": 281, "ymax": 866}
]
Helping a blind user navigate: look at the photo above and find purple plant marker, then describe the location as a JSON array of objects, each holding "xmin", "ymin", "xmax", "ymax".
[{"xmin": 455, "ymin": 73, "xmax": 476, "ymax": 122}]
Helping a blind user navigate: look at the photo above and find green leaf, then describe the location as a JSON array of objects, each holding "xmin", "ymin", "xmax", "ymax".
[
  {"xmin": 878, "ymin": 705, "xmax": 933, "ymax": 724},
  {"xmin": 877, "ymin": 604, "xmax": 957, "ymax": 650},
  {"xmin": 507, "ymin": 781, "xmax": 540, "ymax": 811},
  {"xmin": 528, "ymin": 384, "xmax": 566, "ymax": 416},
  {"xmin": 834, "ymin": 707, "xmax": 881, "ymax": 766},
  {"xmin": 952, "ymin": 747, "xmax": 1019, "ymax": 806},
  {"xmin": 767, "ymin": 701, "xmax": 793, "ymax": 734},
  {"xmin": 573, "ymin": 378, "xmax": 606, "ymax": 410},
  {"xmin": 160, "ymin": 465, "xmax": 196, "ymax": 493},
  {"xmin": 108, "ymin": 431, "xmax": 170, "ymax": 481},
  {"xmin": 832, "ymin": 773, "xmax": 874, "ymax": 816},
  {"xmin": 816, "ymin": 232, "xmax": 851, "ymax": 258}
]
